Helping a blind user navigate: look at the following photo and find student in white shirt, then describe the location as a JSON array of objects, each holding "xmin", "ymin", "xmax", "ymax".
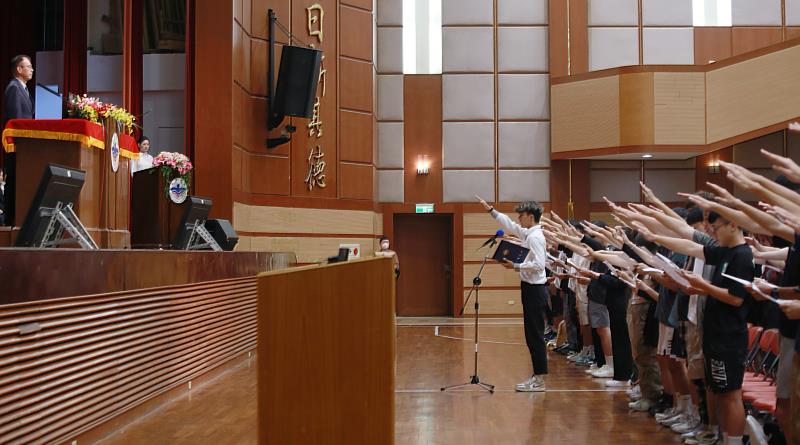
[{"xmin": 477, "ymin": 196, "xmax": 549, "ymax": 392}]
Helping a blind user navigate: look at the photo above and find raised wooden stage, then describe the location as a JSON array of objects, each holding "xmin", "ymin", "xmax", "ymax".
[{"xmin": 0, "ymin": 248, "xmax": 296, "ymax": 444}]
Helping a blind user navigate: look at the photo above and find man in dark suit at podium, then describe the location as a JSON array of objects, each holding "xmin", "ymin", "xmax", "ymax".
[
  {"xmin": 3, "ymin": 55, "xmax": 35, "ymax": 127},
  {"xmin": 2, "ymin": 55, "xmax": 36, "ymax": 226}
]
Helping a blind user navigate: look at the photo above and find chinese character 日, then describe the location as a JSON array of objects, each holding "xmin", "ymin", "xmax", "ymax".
[{"xmin": 306, "ymin": 4, "xmax": 324, "ymax": 43}]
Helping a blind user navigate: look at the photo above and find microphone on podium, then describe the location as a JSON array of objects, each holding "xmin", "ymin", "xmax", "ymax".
[{"xmin": 479, "ymin": 229, "xmax": 504, "ymax": 249}]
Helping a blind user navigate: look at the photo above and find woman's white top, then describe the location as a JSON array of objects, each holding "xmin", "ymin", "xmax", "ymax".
[{"xmin": 131, "ymin": 152, "xmax": 154, "ymax": 176}]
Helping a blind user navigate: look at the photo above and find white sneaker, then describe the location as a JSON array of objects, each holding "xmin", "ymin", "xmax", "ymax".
[
  {"xmin": 655, "ymin": 407, "xmax": 679, "ymax": 422},
  {"xmin": 515, "ymin": 375, "xmax": 535, "ymax": 390},
  {"xmin": 680, "ymin": 426, "xmax": 705, "ymax": 440},
  {"xmin": 672, "ymin": 414, "xmax": 701, "ymax": 434},
  {"xmin": 628, "ymin": 399, "xmax": 652, "ymax": 412},
  {"xmin": 515, "ymin": 376, "xmax": 545, "ymax": 392},
  {"xmin": 590, "ymin": 365, "xmax": 614, "ymax": 378},
  {"xmin": 604, "ymin": 379, "xmax": 630, "ymax": 387},
  {"xmin": 584, "ymin": 364, "xmax": 599, "ymax": 374},
  {"xmin": 660, "ymin": 412, "xmax": 686, "ymax": 427}
]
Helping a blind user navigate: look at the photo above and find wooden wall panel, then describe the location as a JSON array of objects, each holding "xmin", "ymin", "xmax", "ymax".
[
  {"xmin": 340, "ymin": 163, "xmax": 374, "ymax": 200},
  {"xmin": 243, "ymin": 151, "xmax": 291, "ymax": 195},
  {"xmin": 462, "ymin": 290, "xmax": 523, "ymax": 315},
  {"xmin": 551, "ymin": 76, "xmax": 620, "ymax": 152},
  {"xmin": 340, "ymin": 0, "xmax": 373, "ymax": 10},
  {"xmin": 654, "ymin": 72, "xmax": 706, "ymax": 145},
  {"xmin": 549, "ymin": 159, "xmax": 590, "ymax": 220},
  {"xmin": 251, "ymin": 0, "xmax": 291, "ymax": 41},
  {"xmin": 619, "ymin": 73, "xmax": 654, "ymax": 146},
  {"xmin": 244, "ymin": 94, "xmax": 270, "ymax": 154},
  {"xmin": 233, "ymin": 21, "xmax": 246, "ymax": 89},
  {"xmin": 549, "ymin": 0, "xmax": 569, "ymax": 78},
  {"xmin": 195, "ymin": 1, "xmax": 234, "ymax": 220},
  {"xmin": 787, "ymin": 27, "xmax": 800, "ymax": 40},
  {"xmin": 694, "ymin": 27, "xmax": 732, "ymax": 65},
  {"xmin": 232, "ymin": 202, "xmax": 377, "ymax": 234},
  {"xmin": 706, "ymin": 44, "xmax": 800, "ymax": 143},
  {"xmin": 232, "ymin": 143, "xmax": 244, "ymax": 191},
  {"xmin": 340, "ymin": 58, "xmax": 374, "ymax": 112},
  {"xmin": 464, "ymin": 212, "xmax": 505, "ymax": 236},
  {"xmin": 249, "ymin": 38, "xmax": 269, "ymax": 97},
  {"xmin": 464, "ymin": 238, "xmax": 501, "ymax": 262},
  {"xmin": 340, "ymin": 110, "xmax": 374, "ymax": 163},
  {"xmin": 403, "ymin": 75, "xmax": 443, "ymax": 204},
  {"xmin": 339, "ymin": 5, "xmax": 373, "ymax": 62},
  {"xmin": 569, "ymin": 0, "xmax": 589, "ymax": 75},
  {"xmin": 732, "ymin": 27, "xmax": 783, "ymax": 56},
  {"xmin": 463, "ymin": 264, "xmax": 521, "ymax": 287}
]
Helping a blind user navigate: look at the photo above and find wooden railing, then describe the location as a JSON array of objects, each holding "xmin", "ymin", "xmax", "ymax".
[{"xmin": 0, "ymin": 250, "xmax": 293, "ymax": 444}]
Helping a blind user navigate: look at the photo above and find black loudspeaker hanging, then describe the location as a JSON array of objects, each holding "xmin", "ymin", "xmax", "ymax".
[{"xmin": 273, "ymin": 46, "xmax": 322, "ymax": 119}]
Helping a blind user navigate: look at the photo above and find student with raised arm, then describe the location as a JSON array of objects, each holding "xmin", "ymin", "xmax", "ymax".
[
  {"xmin": 638, "ymin": 211, "xmax": 754, "ymax": 445},
  {"xmin": 476, "ymin": 195, "xmax": 549, "ymax": 392}
]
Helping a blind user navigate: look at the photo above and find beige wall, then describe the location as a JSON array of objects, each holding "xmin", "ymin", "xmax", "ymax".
[{"xmin": 233, "ymin": 202, "xmax": 382, "ymax": 263}]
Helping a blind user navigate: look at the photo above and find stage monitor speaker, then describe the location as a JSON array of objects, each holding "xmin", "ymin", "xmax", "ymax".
[
  {"xmin": 205, "ymin": 219, "xmax": 239, "ymax": 251},
  {"xmin": 172, "ymin": 196, "xmax": 213, "ymax": 250},
  {"xmin": 273, "ymin": 45, "xmax": 322, "ymax": 118}
]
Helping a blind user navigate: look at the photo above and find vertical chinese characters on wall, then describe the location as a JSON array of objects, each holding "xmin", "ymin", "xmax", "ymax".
[{"xmin": 304, "ymin": 4, "xmax": 327, "ymax": 190}]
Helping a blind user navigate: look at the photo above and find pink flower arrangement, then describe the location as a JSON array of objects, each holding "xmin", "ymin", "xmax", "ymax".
[
  {"xmin": 152, "ymin": 151, "xmax": 193, "ymax": 197},
  {"xmin": 153, "ymin": 151, "xmax": 193, "ymax": 174}
]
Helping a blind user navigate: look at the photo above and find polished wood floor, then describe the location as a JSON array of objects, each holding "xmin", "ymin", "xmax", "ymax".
[{"xmin": 99, "ymin": 320, "xmax": 683, "ymax": 444}]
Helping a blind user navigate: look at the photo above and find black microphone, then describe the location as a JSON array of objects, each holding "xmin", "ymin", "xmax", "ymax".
[{"xmin": 479, "ymin": 229, "xmax": 504, "ymax": 249}]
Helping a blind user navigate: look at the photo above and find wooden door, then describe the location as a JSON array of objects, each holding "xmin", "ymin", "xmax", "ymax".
[{"xmin": 394, "ymin": 214, "xmax": 452, "ymax": 316}]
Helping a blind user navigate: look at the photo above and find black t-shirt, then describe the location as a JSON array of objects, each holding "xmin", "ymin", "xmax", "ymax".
[
  {"xmin": 702, "ymin": 243, "xmax": 755, "ymax": 352},
  {"xmin": 778, "ymin": 234, "xmax": 800, "ymax": 338}
]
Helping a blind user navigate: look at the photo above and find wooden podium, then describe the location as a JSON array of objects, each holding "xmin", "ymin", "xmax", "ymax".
[
  {"xmin": 257, "ymin": 257, "xmax": 396, "ymax": 444},
  {"xmin": 130, "ymin": 167, "xmax": 188, "ymax": 249},
  {"xmin": 3, "ymin": 119, "xmax": 133, "ymax": 248}
]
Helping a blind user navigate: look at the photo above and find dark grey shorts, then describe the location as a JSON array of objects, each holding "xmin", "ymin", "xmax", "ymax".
[{"xmin": 588, "ymin": 300, "xmax": 610, "ymax": 328}]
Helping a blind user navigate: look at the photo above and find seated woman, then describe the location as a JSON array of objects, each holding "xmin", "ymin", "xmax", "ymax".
[{"xmin": 130, "ymin": 135, "xmax": 154, "ymax": 176}]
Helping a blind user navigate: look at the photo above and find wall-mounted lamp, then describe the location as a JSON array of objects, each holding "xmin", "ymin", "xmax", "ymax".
[
  {"xmin": 707, "ymin": 161, "xmax": 721, "ymax": 174},
  {"xmin": 416, "ymin": 155, "xmax": 430, "ymax": 175}
]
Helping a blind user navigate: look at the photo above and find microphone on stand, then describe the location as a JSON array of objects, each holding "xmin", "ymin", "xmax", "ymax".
[{"xmin": 478, "ymin": 229, "xmax": 504, "ymax": 249}]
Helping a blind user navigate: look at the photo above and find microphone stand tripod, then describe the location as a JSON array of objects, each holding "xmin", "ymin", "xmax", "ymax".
[{"xmin": 441, "ymin": 243, "xmax": 495, "ymax": 393}]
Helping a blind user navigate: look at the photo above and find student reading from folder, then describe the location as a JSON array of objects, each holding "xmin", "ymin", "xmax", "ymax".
[{"xmin": 476, "ymin": 195, "xmax": 549, "ymax": 392}]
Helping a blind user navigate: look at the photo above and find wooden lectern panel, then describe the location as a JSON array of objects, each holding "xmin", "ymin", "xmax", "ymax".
[
  {"xmin": 131, "ymin": 168, "xmax": 187, "ymax": 248},
  {"xmin": 257, "ymin": 257, "xmax": 396, "ymax": 445},
  {"xmin": 12, "ymin": 133, "xmax": 131, "ymax": 248}
]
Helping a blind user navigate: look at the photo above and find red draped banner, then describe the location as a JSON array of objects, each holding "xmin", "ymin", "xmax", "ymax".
[{"xmin": 2, "ymin": 119, "xmax": 139, "ymax": 159}]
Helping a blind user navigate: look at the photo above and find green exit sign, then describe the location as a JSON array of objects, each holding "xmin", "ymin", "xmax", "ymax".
[{"xmin": 415, "ymin": 203, "xmax": 434, "ymax": 213}]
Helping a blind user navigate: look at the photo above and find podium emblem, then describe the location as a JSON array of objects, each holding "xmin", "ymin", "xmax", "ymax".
[
  {"xmin": 110, "ymin": 133, "xmax": 120, "ymax": 173},
  {"xmin": 169, "ymin": 178, "xmax": 188, "ymax": 204}
]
